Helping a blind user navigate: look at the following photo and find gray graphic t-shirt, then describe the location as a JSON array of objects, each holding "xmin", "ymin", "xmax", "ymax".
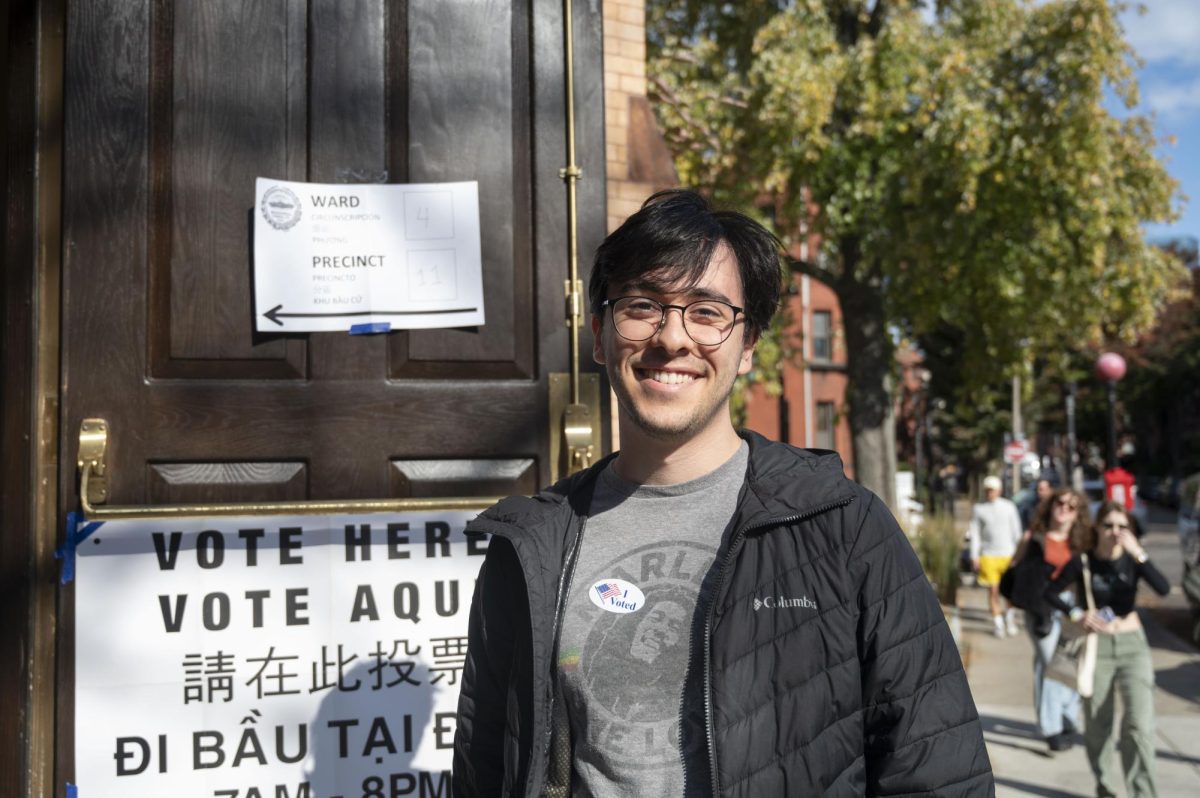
[{"xmin": 557, "ymin": 443, "xmax": 749, "ymax": 797}]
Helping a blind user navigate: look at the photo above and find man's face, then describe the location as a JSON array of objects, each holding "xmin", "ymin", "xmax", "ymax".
[
  {"xmin": 1036, "ymin": 480, "xmax": 1053, "ymax": 501},
  {"xmin": 592, "ymin": 244, "xmax": 756, "ymax": 443},
  {"xmin": 985, "ymin": 487, "xmax": 1000, "ymax": 502}
]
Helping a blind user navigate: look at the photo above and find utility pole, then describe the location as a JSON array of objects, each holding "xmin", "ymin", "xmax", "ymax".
[
  {"xmin": 1065, "ymin": 380, "xmax": 1078, "ymax": 490},
  {"xmin": 1012, "ymin": 374, "xmax": 1022, "ymax": 494}
]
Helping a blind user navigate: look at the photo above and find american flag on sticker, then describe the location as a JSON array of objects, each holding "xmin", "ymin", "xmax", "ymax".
[{"xmin": 595, "ymin": 583, "xmax": 622, "ymax": 600}]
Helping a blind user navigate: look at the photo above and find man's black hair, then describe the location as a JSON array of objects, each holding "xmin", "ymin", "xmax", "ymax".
[{"xmin": 588, "ymin": 189, "xmax": 784, "ymax": 339}]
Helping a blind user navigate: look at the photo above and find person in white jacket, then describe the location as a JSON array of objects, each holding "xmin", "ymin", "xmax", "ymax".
[{"xmin": 969, "ymin": 475, "xmax": 1025, "ymax": 637}]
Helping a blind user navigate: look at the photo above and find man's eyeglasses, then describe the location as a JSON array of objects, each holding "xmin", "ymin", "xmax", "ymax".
[{"xmin": 602, "ymin": 296, "xmax": 744, "ymax": 346}]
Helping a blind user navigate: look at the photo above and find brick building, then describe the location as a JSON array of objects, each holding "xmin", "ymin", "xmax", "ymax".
[{"xmin": 743, "ymin": 262, "xmax": 855, "ymax": 476}]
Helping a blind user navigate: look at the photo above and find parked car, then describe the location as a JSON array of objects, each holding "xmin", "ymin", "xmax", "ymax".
[{"xmin": 1139, "ymin": 475, "xmax": 1181, "ymax": 509}]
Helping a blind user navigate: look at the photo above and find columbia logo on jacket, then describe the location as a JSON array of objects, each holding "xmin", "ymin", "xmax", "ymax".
[{"xmin": 753, "ymin": 595, "xmax": 817, "ymax": 611}]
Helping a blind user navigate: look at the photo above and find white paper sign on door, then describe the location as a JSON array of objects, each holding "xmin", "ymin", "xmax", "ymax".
[
  {"xmin": 254, "ymin": 179, "xmax": 484, "ymax": 332},
  {"xmin": 73, "ymin": 511, "xmax": 488, "ymax": 798}
]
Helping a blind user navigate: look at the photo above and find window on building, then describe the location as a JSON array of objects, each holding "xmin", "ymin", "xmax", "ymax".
[
  {"xmin": 811, "ymin": 311, "xmax": 832, "ymax": 362},
  {"xmin": 816, "ymin": 401, "xmax": 836, "ymax": 450}
]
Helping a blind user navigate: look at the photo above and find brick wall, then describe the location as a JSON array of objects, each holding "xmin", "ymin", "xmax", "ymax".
[{"xmin": 603, "ymin": 0, "xmax": 675, "ymax": 232}]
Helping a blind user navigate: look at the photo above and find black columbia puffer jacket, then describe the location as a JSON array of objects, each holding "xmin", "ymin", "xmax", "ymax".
[{"xmin": 453, "ymin": 431, "xmax": 993, "ymax": 796}]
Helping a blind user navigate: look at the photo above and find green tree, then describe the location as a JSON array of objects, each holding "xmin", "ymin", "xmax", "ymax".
[
  {"xmin": 1113, "ymin": 269, "xmax": 1200, "ymax": 479},
  {"xmin": 648, "ymin": 0, "xmax": 1183, "ymax": 504}
]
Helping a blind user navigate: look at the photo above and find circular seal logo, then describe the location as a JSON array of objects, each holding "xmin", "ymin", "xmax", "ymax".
[
  {"xmin": 588, "ymin": 579, "xmax": 645, "ymax": 614},
  {"xmin": 260, "ymin": 185, "xmax": 302, "ymax": 231}
]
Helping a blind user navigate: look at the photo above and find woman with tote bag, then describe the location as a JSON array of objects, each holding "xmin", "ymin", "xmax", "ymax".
[
  {"xmin": 1046, "ymin": 501, "xmax": 1171, "ymax": 797},
  {"xmin": 1009, "ymin": 488, "xmax": 1088, "ymax": 752}
]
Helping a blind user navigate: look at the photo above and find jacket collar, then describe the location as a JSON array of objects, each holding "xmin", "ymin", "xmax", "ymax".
[
  {"xmin": 468, "ymin": 430, "xmax": 856, "ymax": 540},
  {"xmin": 732, "ymin": 429, "xmax": 858, "ymax": 532}
]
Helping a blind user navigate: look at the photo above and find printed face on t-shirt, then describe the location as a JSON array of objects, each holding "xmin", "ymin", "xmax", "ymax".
[{"xmin": 629, "ymin": 599, "xmax": 687, "ymax": 665}]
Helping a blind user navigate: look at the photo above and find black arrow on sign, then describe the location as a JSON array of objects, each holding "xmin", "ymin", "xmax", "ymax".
[{"xmin": 262, "ymin": 304, "xmax": 479, "ymax": 326}]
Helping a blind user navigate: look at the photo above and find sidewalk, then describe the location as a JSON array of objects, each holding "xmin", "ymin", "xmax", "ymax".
[{"xmin": 958, "ymin": 571, "xmax": 1200, "ymax": 796}]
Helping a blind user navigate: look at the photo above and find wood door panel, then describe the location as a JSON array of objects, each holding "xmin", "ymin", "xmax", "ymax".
[
  {"xmin": 162, "ymin": 0, "xmax": 298, "ymax": 361},
  {"xmin": 390, "ymin": 458, "xmax": 538, "ymax": 498},
  {"xmin": 135, "ymin": 384, "xmax": 548, "ymax": 500},
  {"xmin": 148, "ymin": 0, "xmax": 308, "ymax": 378},
  {"xmin": 147, "ymin": 462, "xmax": 308, "ymax": 503},
  {"xmin": 392, "ymin": 0, "xmax": 534, "ymax": 378},
  {"xmin": 309, "ymin": 0, "xmax": 387, "ymax": 182}
]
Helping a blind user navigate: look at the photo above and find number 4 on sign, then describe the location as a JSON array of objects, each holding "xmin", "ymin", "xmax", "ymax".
[{"xmin": 417, "ymin": 205, "xmax": 429, "ymax": 228}]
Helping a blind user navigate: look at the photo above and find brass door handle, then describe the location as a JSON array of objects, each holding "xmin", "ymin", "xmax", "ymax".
[{"xmin": 549, "ymin": 374, "xmax": 601, "ymax": 483}]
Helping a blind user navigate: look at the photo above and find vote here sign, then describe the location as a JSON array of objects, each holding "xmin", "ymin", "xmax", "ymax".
[
  {"xmin": 253, "ymin": 179, "xmax": 484, "ymax": 332},
  {"xmin": 73, "ymin": 511, "xmax": 489, "ymax": 798}
]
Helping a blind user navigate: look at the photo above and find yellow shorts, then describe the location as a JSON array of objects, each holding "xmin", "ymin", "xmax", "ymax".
[{"xmin": 977, "ymin": 555, "xmax": 1012, "ymax": 587}]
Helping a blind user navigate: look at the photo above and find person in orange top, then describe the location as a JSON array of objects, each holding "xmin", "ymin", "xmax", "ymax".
[{"xmin": 1012, "ymin": 487, "xmax": 1089, "ymax": 752}]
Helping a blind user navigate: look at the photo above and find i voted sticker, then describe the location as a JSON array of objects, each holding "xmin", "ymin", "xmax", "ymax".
[{"xmin": 589, "ymin": 579, "xmax": 645, "ymax": 614}]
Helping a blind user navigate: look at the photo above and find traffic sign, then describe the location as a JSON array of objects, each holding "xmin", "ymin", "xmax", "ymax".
[{"xmin": 1004, "ymin": 440, "xmax": 1028, "ymax": 464}]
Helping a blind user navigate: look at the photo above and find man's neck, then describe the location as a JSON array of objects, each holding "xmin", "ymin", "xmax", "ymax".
[{"xmin": 611, "ymin": 413, "xmax": 744, "ymax": 486}]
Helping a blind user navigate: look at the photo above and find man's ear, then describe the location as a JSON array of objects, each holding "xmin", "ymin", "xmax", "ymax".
[
  {"xmin": 591, "ymin": 315, "xmax": 605, "ymax": 365},
  {"xmin": 737, "ymin": 330, "xmax": 758, "ymax": 376}
]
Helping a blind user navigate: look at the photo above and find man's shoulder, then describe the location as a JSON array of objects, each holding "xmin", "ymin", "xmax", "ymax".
[
  {"xmin": 466, "ymin": 454, "xmax": 613, "ymax": 539},
  {"xmin": 741, "ymin": 435, "xmax": 900, "ymax": 554},
  {"xmin": 740, "ymin": 429, "xmax": 850, "ymax": 485}
]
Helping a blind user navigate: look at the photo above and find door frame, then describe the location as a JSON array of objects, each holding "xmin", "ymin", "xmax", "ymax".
[{"xmin": 1, "ymin": 1, "xmax": 66, "ymax": 796}]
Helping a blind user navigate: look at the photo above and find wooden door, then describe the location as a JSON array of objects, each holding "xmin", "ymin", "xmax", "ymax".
[
  {"xmin": 55, "ymin": 0, "xmax": 605, "ymax": 784},
  {"xmin": 60, "ymin": 0, "xmax": 605, "ymax": 505}
]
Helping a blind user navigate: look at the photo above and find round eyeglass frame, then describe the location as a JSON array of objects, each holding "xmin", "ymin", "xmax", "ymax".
[{"xmin": 601, "ymin": 296, "xmax": 744, "ymax": 346}]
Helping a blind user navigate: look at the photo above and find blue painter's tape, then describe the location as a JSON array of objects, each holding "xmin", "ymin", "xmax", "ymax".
[
  {"xmin": 66, "ymin": 783, "xmax": 77, "ymax": 798},
  {"xmin": 55, "ymin": 512, "xmax": 105, "ymax": 585},
  {"xmin": 349, "ymin": 322, "xmax": 391, "ymax": 335}
]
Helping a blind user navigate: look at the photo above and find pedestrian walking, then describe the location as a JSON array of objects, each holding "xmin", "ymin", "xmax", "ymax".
[
  {"xmin": 1047, "ymin": 501, "xmax": 1171, "ymax": 797},
  {"xmin": 452, "ymin": 190, "xmax": 994, "ymax": 796},
  {"xmin": 969, "ymin": 475, "xmax": 1024, "ymax": 637},
  {"xmin": 939, "ymin": 462, "xmax": 961, "ymax": 516},
  {"xmin": 1019, "ymin": 477, "xmax": 1056, "ymax": 530},
  {"xmin": 1009, "ymin": 487, "xmax": 1087, "ymax": 752}
]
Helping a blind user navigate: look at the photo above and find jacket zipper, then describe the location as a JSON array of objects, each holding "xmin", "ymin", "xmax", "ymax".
[
  {"xmin": 534, "ymin": 516, "xmax": 588, "ymax": 791},
  {"xmin": 703, "ymin": 496, "xmax": 854, "ymax": 797}
]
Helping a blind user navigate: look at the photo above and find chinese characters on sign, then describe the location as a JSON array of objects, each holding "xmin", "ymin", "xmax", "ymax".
[{"xmin": 74, "ymin": 512, "xmax": 487, "ymax": 798}]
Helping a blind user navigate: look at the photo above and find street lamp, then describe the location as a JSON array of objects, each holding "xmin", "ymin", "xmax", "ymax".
[{"xmin": 1094, "ymin": 352, "xmax": 1127, "ymax": 470}]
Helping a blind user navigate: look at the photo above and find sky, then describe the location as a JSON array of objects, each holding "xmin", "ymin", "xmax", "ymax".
[{"xmin": 1118, "ymin": 0, "xmax": 1200, "ymax": 244}]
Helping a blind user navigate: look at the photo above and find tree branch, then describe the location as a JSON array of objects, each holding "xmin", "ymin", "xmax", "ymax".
[
  {"xmin": 788, "ymin": 255, "xmax": 840, "ymax": 286},
  {"xmin": 867, "ymin": 0, "xmax": 891, "ymax": 38},
  {"xmin": 647, "ymin": 74, "xmax": 724, "ymax": 154}
]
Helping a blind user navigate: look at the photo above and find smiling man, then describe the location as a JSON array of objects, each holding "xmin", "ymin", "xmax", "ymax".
[{"xmin": 453, "ymin": 191, "xmax": 993, "ymax": 797}]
